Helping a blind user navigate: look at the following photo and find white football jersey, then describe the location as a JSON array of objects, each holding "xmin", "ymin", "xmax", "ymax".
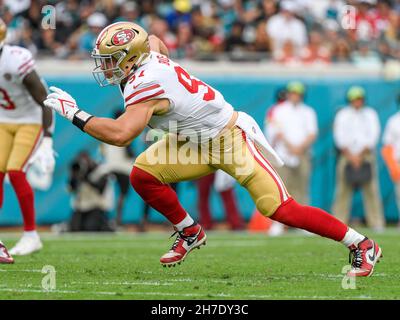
[
  {"xmin": 122, "ymin": 51, "xmax": 234, "ymax": 142},
  {"xmin": 0, "ymin": 45, "xmax": 42, "ymax": 124},
  {"xmin": 383, "ymin": 112, "xmax": 400, "ymax": 161}
]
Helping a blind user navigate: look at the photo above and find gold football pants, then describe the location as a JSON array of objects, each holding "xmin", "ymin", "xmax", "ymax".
[
  {"xmin": 0, "ymin": 123, "xmax": 43, "ymax": 173},
  {"xmin": 134, "ymin": 126, "xmax": 290, "ymax": 217}
]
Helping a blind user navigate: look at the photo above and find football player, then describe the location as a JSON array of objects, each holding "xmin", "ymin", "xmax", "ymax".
[
  {"xmin": 44, "ymin": 22, "xmax": 382, "ymax": 277},
  {"xmin": 0, "ymin": 240, "xmax": 13, "ymax": 264},
  {"xmin": 0, "ymin": 18, "xmax": 55, "ymax": 256}
]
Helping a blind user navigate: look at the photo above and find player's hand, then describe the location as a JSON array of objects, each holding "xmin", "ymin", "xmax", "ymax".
[
  {"xmin": 44, "ymin": 86, "xmax": 79, "ymax": 121},
  {"xmin": 29, "ymin": 137, "xmax": 56, "ymax": 174}
]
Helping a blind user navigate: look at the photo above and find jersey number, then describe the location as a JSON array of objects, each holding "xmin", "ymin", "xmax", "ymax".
[
  {"xmin": 0, "ymin": 88, "xmax": 16, "ymax": 110},
  {"xmin": 174, "ymin": 66, "xmax": 215, "ymax": 101}
]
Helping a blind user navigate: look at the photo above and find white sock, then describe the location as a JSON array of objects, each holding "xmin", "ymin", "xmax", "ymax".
[
  {"xmin": 341, "ymin": 228, "xmax": 365, "ymax": 247},
  {"xmin": 23, "ymin": 230, "xmax": 39, "ymax": 238},
  {"xmin": 174, "ymin": 214, "xmax": 195, "ymax": 231}
]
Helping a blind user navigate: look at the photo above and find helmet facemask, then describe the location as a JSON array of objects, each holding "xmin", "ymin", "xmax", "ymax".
[
  {"xmin": 92, "ymin": 49, "xmax": 150, "ymax": 87},
  {"xmin": 92, "ymin": 49, "xmax": 127, "ymax": 87}
]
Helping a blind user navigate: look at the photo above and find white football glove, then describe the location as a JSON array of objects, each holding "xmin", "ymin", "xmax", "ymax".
[
  {"xmin": 44, "ymin": 86, "xmax": 80, "ymax": 121},
  {"xmin": 29, "ymin": 137, "xmax": 56, "ymax": 174},
  {"xmin": 26, "ymin": 137, "xmax": 56, "ymax": 190}
]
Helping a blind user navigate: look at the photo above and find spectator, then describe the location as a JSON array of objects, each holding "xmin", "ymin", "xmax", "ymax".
[
  {"xmin": 274, "ymin": 40, "xmax": 302, "ymax": 65},
  {"xmin": 114, "ymin": 1, "xmax": 139, "ymax": 24},
  {"xmin": 66, "ymin": 151, "xmax": 114, "ymax": 232},
  {"xmin": 351, "ymin": 41, "xmax": 383, "ymax": 68},
  {"xmin": 266, "ymin": 81, "xmax": 318, "ymax": 205},
  {"xmin": 175, "ymin": 22, "xmax": 195, "ymax": 59},
  {"xmin": 333, "ymin": 86, "xmax": 385, "ymax": 231},
  {"xmin": 300, "ymin": 29, "xmax": 331, "ymax": 64},
  {"xmin": 197, "ymin": 170, "xmax": 244, "ymax": 231},
  {"xmin": 251, "ymin": 20, "xmax": 270, "ymax": 53},
  {"xmin": 331, "ymin": 37, "xmax": 352, "ymax": 62},
  {"xmin": 224, "ymin": 21, "xmax": 247, "ymax": 52},
  {"xmin": 259, "ymin": 0, "xmax": 279, "ymax": 21},
  {"xmin": 78, "ymin": 12, "xmax": 108, "ymax": 57},
  {"xmin": 353, "ymin": 0, "xmax": 378, "ymax": 42},
  {"xmin": 149, "ymin": 17, "xmax": 178, "ymax": 55},
  {"xmin": 166, "ymin": 0, "xmax": 192, "ymax": 31},
  {"xmin": 266, "ymin": 0, "xmax": 308, "ymax": 60},
  {"xmin": 381, "ymin": 94, "xmax": 400, "ymax": 226}
]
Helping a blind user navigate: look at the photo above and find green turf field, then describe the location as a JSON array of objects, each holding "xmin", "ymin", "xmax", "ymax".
[{"xmin": 0, "ymin": 229, "xmax": 399, "ymax": 300}]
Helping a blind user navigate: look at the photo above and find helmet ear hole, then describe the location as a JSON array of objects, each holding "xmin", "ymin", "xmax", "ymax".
[{"xmin": 128, "ymin": 55, "xmax": 137, "ymax": 62}]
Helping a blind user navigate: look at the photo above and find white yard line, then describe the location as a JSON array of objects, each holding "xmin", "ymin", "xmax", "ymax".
[
  {"xmin": 69, "ymin": 281, "xmax": 173, "ymax": 286},
  {"xmin": 0, "ymin": 269, "xmax": 43, "ymax": 273},
  {"xmin": 0, "ymin": 287, "xmax": 376, "ymax": 300}
]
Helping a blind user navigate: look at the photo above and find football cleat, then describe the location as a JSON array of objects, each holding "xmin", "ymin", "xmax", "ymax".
[
  {"xmin": 9, "ymin": 234, "xmax": 43, "ymax": 256},
  {"xmin": 0, "ymin": 241, "xmax": 14, "ymax": 264},
  {"xmin": 347, "ymin": 237, "xmax": 382, "ymax": 277},
  {"xmin": 160, "ymin": 223, "xmax": 206, "ymax": 267}
]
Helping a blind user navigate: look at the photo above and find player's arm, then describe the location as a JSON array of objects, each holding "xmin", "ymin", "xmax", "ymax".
[
  {"xmin": 148, "ymin": 35, "xmax": 169, "ymax": 57},
  {"xmin": 23, "ymin": 70, "xmax": 54, "ymax": 137},
  {"xmin": 83, "ymin": 100, "xmax": 157, "ymax": 146},
  {"xmin": 44, "ymin": 86, "xmax": 167, "ymax": 147}
]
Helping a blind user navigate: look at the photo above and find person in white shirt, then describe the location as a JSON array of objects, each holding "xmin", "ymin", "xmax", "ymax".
[
  {"xmin": 266, "ymin": 81, "xmax": 318, "ymax": 205},
  {"xmin": 333, "ymin": 86, "xmax": 385, "ymax": 231},
  {"xmin": 381, "ymin": 97, "xmax": 400, "ymax": 225},
  {"xmin": 266, "ymin": 0, "xmax": 308, "ymax": 60}
]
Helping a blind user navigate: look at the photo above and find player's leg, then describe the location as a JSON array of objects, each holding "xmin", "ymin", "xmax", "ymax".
[
  {"xmin": 131, "ymin": 135, "xmax": 215, "ymax": 266},
  {"xmin": 0, "ymin": 124, "xmax": 14, "ymax": 209},
  {"xmin": 216, "ymin": 127, "xmax": 382, "ymax": 276},
  {"xmin": 6, "ymin": 124, "xmax": 43, "ymax": 256},
  {"xmin": 197, "ymin": 173, "xmax": 215, "ymax": 230}
]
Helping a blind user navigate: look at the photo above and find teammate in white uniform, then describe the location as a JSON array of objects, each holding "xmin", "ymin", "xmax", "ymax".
[
  {"xmin": 0, "ymin": 18, "xmax": 55, "ymax": 257},
  {"xmin": 45, "ymin": 22, "xmax": 382, "ymax": 277}
]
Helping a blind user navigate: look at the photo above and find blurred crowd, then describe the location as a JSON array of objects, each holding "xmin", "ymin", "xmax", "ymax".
[{"xmin": 1, "ymin": 0, "xmax": 400, "ymax": 64}]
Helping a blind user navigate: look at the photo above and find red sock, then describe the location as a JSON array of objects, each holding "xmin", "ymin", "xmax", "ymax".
[
  {"xmin": 130, "ymin": 167, "xmax": 187, "ymax": 225},
  {"xmin": 8, "ymin": 170, "xmax": 36, "ymax": 231},
  {"xmin": 271, "ymin": 198, "xmax": 348, "ymax": 241},
  {"xmin": 0, "ymin": 172, "xmax": 5, "ymax": 208}
]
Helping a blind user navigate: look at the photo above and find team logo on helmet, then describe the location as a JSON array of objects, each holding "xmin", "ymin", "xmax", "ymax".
[{"xmin": 111, "ymin": 29, "xmax": 135, "ymax": 46}]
